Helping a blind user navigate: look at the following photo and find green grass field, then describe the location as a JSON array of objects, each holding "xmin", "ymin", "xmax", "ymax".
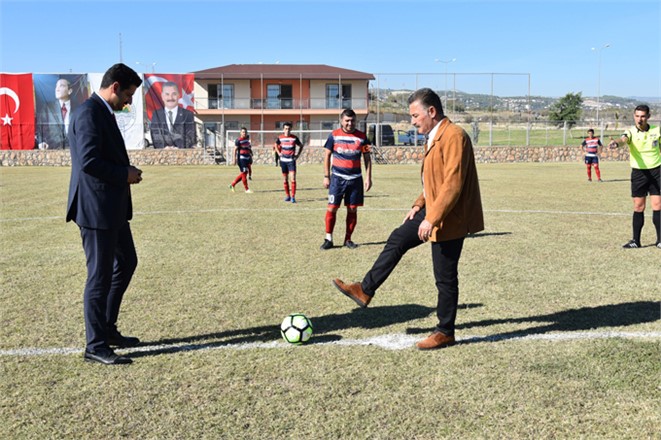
[{"xmin": 1, "ymin": 162, "xmax": 659, "ymax": 439}]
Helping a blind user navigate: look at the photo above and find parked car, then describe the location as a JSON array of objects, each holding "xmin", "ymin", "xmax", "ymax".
[
  {"xmin": 367, "ymin": 124, "xmax": 395, "ymax": 146},
  {"xmin": 397, "ymin": 129, "xmax": 426, "ymax": 145}
]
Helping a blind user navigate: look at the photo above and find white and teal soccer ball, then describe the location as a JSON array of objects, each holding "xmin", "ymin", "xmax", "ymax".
[{"xmin": 280, "ymin": 313, "xmax": 313, "ymax": 345}]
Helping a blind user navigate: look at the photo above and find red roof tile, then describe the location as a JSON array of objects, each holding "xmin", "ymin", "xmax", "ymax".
[{"xmin": 192, "ymin": 64, "xmax": 374, "ymax": 80}]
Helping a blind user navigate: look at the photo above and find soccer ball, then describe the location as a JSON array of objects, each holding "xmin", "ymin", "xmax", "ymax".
[{"xmin": 280, "ymin": 313, "xmax": 313, "ymax": 344}]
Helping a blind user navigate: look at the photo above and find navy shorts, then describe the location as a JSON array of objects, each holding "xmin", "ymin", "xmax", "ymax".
[
  {"xmin": 584, "ymin": 156, "xmax": 599, "ymax": 165},
  {"xmin": 631, "ymin": 166, "xmax": 661, "ymax": 197},
  {"xmin": 238, "ymin": 158, "xmax": 251, "ymax": 173},
  {"xmin": 328, "ymin": 175, "xmax": 364, "ymax": 208},
  {"xmin": 280, "ymin": 160, "xmax": 296, "ymax": 174}
]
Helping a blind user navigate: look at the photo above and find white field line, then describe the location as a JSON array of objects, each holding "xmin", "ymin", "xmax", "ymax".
[
  {"xmin": 0, "ymin": 208, "xmax": 630, "ymax": 223},
  {"xmin": 2, "ymin": 331, "xmax": 660, "ymax": 357}
]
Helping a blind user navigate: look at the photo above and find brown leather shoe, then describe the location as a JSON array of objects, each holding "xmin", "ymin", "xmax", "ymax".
[
  {"xmin": 415, "ymin": 331, "xmax": 456, "ymax": 350},
  {"xmin": 332, "ymin": 278, "xmax": 372, "ymax": 308}
]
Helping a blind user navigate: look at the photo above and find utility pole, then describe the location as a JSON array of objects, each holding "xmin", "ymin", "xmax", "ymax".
[{"xmin": 591, "ymin": 44, "xmax": 610, "ymax": 125}]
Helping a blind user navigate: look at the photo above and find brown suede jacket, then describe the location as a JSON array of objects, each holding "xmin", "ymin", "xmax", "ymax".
[{"xmin": 413, "ymin": 118, "xmax": 485, "ymax": 241}]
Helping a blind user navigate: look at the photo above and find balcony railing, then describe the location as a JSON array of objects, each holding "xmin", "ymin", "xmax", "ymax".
[{"xmin": 197, "ymin": 97, "xmax": 368, "ymax": 111}]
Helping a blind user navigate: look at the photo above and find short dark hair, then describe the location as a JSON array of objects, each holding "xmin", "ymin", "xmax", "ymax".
[
  {"xmin": 283, "ymin": 122, "xmax": 293, "ymax": 128},
  {"xmin": 587, "ymin": 129, "xmax": 595, "ymax": 134},
  {"xmin": 634, "ymin": 104, "xmax": 650, "ymax": 115},
  {"xmin": 100, "ymin": 63, "xmax": 142, "ymax": 90},
  {"xmin": 340, "ymin": 108, "xmax": 356, "ymax": 119},
  {"xmin": 408, "ymin": 88, "xmax": 444, "ymax": 117}
]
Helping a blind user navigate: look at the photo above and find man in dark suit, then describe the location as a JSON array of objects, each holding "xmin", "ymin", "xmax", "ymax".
[
  {"xmin": 67, "ymin": 63, "xmax": 144, "ymax": 365},
  {"xmin": 149, "ymin": 81, "xmax": 196, "ymax": 148}
]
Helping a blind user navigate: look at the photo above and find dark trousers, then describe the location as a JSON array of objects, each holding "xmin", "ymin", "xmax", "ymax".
[
  {"xmin": 361, "ymin": 208, "xmax": 465, "ymax": 336},
  {"xmin": 80, "ymin": 223, "xmax": 137, "ymax": 351}
]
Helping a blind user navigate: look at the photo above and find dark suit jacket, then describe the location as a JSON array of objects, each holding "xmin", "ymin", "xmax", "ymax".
[
  {"xmin": 36, "ymin": 100, "xmax": 69, "ymax": 149},
  {"xmin": 66, "ymin": 93, "xmax": 132, "ymax": 230},
  {"xmin": 150, "ymin": 106, "xmax": 196, "ymax": 149},
  {"xmin": 413, "ymin": 118, "xmax": 484, "ymax": 241}
]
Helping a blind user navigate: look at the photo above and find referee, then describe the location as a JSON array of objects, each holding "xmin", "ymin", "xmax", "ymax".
[{"xmin": 609, "ymin": 104, "xmax": 661, "ymax": 249}]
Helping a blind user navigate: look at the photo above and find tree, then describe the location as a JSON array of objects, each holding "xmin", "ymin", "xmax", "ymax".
[{"xmin": 548, "ymin": 92, "xmax": 583, "ymax": 128}]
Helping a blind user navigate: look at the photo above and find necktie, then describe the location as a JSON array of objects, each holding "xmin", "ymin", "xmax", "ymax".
[
  {"xmin": 61, "ymin": 103, "xmax": 67, "ymax": 121},
  {"xmin": 168, "ymin": 111, "xmax": 174, "ymax": 132}
]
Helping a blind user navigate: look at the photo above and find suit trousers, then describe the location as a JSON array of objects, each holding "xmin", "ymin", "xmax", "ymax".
[
  {"xmin": 80, "ymin": 222, "xmax": 137, "ymax": 351},
  {"xmin": 361, "ymin": 208, "xmax": 465, "ymax": 335}
]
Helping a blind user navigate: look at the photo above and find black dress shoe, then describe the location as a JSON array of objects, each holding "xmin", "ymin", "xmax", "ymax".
[
  {"xmin": 107, "ymin": 332, "xmax": 140, "ymax": 348},
  {"xmin": 84, "ymin": 349, "xmax": 132, "ymax": 365}
]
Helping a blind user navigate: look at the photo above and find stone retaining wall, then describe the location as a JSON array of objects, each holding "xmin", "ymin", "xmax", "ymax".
[{"xmin": 0, "ymin": 146, "xmax": 630, "ymax": 167}]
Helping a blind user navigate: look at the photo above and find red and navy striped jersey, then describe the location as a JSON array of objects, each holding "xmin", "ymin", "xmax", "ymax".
[
  {"xmin": 581, "ymin": 137, "xmax": 602, "ymax": 157},
  {"xmin": 275, "ymin": 134, "xmax": 302, "ymax": 163},
  {"xmin": 324, "ymin": 128, "xmax": 371, "ymax": 180},
  {"xmin": 235, "ymin": 136, "xmax": 252, "ymax": 159}
]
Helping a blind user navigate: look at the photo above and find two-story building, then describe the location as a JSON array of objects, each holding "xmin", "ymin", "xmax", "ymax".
[{"xmin": 192, "ymin": 64, "xmax": 374, "ymax": 147}]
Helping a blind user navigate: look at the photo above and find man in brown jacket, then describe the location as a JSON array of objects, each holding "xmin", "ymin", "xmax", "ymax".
[{"xmin": 332, "ymin": 88, "xmax": 484, "ymax": 350}]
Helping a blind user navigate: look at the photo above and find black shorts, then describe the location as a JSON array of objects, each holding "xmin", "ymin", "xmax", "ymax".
[{"xmin": 631, "ymin": 166, "xmax": 661, "ymax": 197}]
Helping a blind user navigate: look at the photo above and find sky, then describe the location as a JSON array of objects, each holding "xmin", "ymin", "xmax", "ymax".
[{"xmin": 1, "ymin": 0, "xmax": 660, "ymax": 99}]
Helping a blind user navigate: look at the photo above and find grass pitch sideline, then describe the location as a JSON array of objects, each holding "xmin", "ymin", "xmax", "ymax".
[{"xmin": 1, "ymin": 162, "xmax": 659, "ymax": 439}]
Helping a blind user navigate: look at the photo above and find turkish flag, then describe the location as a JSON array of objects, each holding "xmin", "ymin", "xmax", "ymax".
[
  {"xmin": 0, "ymin": 73, "xmax": 35, "ymax": 150},
  {"xmin": 144, "ymin": 73, "xmax": 195, "ymax": 120}
]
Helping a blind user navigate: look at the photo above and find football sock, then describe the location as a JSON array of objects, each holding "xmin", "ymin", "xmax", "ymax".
[
  {"xmin": 594, "ymin": 165, "xmax": 601, "ymax": 180},
  {"xmin": 283, "ymin": 179, "xmax": 290, "ymax": 197},
  {"xmin": 241, "ymin": 174, "xmax": 249, "ymax": 190},
  {"xmin": 231, "ymin": 175, "xmax": 243, "ymax": 187},
  {"xmin": 291, "ymin": 181, "xmax": 296, "ymax": 198},
  {"xmin": 653, "ymin": 210, "xmax": 660, "ymax": 242},
  {"xmin": 345, "ymin": 211, "xmax": 357, "ymax": 242},
  {"xmin": 632, "ymin": 211, "xmax": 644, "ymax": 243},
  {"xmin": 586, "ymin": 165, "xmax": 592, "ymax": 180},
  {"xmin": 325, "ymin": 210, "xmax": 337, "ymax": 234}
]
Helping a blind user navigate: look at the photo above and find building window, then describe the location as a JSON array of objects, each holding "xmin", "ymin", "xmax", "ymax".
[
  {"xmin": 208, "ymin": 84, "xmax": 218, "ymax": 109},
  {"xmin": 207, "ymin": 84, "xmax": 234, "ymax": 109},
  {"xmin": 222, "ymin": 84, "xmax": 234, "ymax": 109},
  {"xmin": 275, "ymin": 120, "xmax": 308, "ymax": 130},
  {"xmin": 267, "ymin": 84, "xmax": 293, "ymax": 109},
  {"xmin": 326, "ymin": 84, "xmax": 352, "ymax": 109}
]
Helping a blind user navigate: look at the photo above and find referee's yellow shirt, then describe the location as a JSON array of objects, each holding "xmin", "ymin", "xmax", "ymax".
[{"xmin": 623, "ymin": 124, "xmax": 661, "ymax": 169}]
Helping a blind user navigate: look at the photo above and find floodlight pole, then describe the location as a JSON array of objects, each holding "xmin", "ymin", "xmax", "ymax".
[
  {"xmin": 435, "ymin": 58, "xmax": 456, "ymax": 110},
  {"xmin": 591, "ymin": 44, "xmax": 610, "ymax": 125}
]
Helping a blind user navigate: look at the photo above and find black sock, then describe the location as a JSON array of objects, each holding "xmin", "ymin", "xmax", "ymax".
[
  {"xmin": 632, "ymin": 211, "xmax": 644, "ymax": 244},
  {"xmin": 653, "ymin": 210, "xmax": 660, "ymax": 243}
]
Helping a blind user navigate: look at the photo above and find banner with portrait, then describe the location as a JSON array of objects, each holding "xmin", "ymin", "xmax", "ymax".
[
  {"xmin": 88, "ymin": 73, "xmax": 145, "ymax": 150},
  {"xmin": 33, "ymin": 74, "xmax": 90, "ymax": 150},
  {"xmin": 144, "ymin": 73, "xmax": 197, "ymax": 149}
]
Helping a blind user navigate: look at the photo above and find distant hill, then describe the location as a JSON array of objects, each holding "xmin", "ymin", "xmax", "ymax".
[{"xmin": 374, "ymin": 89, "xmax": 660, "ymax": 114}]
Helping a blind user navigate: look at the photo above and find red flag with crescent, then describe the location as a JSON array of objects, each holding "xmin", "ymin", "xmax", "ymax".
[
  {"xmin": 144, "ymin": 73, "xmax": 195, "ymax": 121},
  {"xmin": 0, "ymin": 73, "xmax": 35, "ymax": 150}
]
